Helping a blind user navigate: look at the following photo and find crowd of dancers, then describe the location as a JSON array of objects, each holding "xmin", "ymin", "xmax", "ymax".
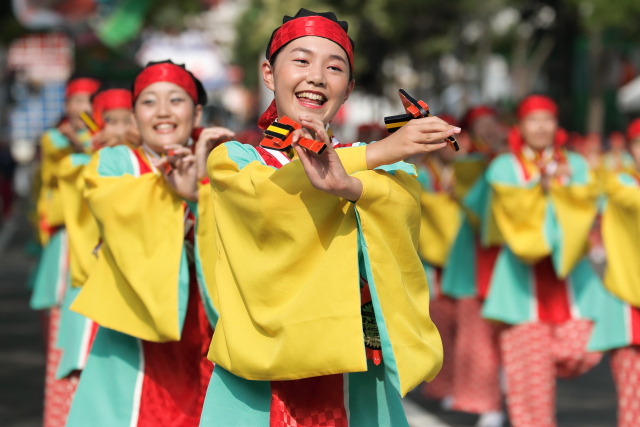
[{"xmin": 24, "ymin": 7, "xmax": 640, "ymax": 427}]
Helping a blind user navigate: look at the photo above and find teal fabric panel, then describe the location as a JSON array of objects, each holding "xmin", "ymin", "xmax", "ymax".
[
  {"xmin": 96, "ymin": 145, "xmax": 135, "ymax": 177},
  {"xmin": 30, "ymin": 229, "xmax": 66, "ymax": 310},
  {"xmin": 482, "ymin": 248, "xmax": 533, "ymax": 324},
  {"xmin": 347, "ymin": 360, "xmax": 409, "ymax": 427},
  {"xmin": 198, "ymin": 365, "xmax": 271, "ymax": 427},
  {"xmin": 66, "ymin": 328, "xmax": 142, "ymax": 427}
]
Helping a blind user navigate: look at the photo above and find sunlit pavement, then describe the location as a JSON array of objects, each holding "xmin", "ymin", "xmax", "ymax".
[{"xmin": 0, "ymin": 205, "xmax": 618, "ymax": 427}]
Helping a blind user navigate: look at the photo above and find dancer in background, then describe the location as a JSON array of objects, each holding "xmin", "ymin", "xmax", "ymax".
[
  {"xmin": 199, "ymin": 9, "xmax": 448, "ymax": 426},
  {"xmin": 602, "ymin": 131, "xmax": 634, "ymax": 173},
  {"xmin": 437, "ymin": 106, "xmax": 506, "ymax": 427},
  {"xmin": 54, "ymin": 85, "xmax": 137, "ymax": 388},
  {"xmin": 482, "ymin": 95, "xmax": 604, "ymax": 427},
  {"xmin": 28, "ymin": 73, "xmax": 100, "ymax": 427},
  {"xmin": 66, "ymin": 61, "xmax": 232, "ymax": 427},
  {"xmin": 415, "ymin": 114, "xmax": 462, "ymax": 413},
  {"xmin": 588, "ymin": 117, "xmax": 640, "ymax": 427}
]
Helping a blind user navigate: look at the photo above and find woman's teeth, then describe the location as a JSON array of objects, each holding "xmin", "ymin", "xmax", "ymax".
[
  {"xmin": 296, "ymin": 92, "xmax": 326, "ymax": 106},
  {"xmin": 154, "ymin": 123, "xmax": 176, "ymax": 132}
]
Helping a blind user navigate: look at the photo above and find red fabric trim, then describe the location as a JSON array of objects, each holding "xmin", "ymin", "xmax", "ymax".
[
  {"xmin": 269, "ymin": 16, "xmax": 354, "ymax": 70},
  {"xmin": 138, "ymin": 277, "xmax": 214, "ymax": 427},
  {"xmin": 631, "ymin": 306, "xmax": 640, "ymax": 345},
  {"xmin": 133, "ymin": 63, "xmax": 198, "ymax": 105},
  {"xmin": 65, "ymin": 78, "xmax": 100, "ymax": 97},
  {"xmin": 476, "ymin": 244, "xmax": 500, "ymax": 300},
  {"xmin": 87, "ymin": 321, "xmax": 99, "ymax": 360},
  {"xmin": 132, "ymin": 149, "xmax": 153, "ymax": 175},
  {"xmin": 258, "ymin": 100, "xmax": 278, "ymax": 130},
  {"xmin": 270, "ymin": 374, "xmax": 348, "ymax": 427},
  {"xmin": 255, "ymin": 146, "xmax": 285, "ymax": 169},
  {"xmin": 533, "ymin": 257, "xmax": 572, "ymax": 324},
  {"xmin": 433, "ymin": 267, "xmax": 442, "ymax": 298}
]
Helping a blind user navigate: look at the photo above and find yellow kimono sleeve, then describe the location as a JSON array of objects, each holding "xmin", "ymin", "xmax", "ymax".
[
  {"xmin": 353, "ymin": 168, "xmax": 443, "ymax": 393},
  {"xmin": 418, "ymin": 192, "xmax": 461, "ymax": 266},
  {"xmin": 549, "ymin": 180, "xmax": 598, "ymax": 277},
  {"xmin": 195, "ymin": 180, "xmax": 220, "ymax": 317},
  {"xmin": 71, "ymin": 154, "xmax": 186, "ymax": 342},
  {"xmin": 208, "ymin": 145, "xmax": 365, "ymax": 380},
  {"xmin": 490, "ymin": 183, "xmax": 549, "ymax": 263},
  {"xmin": 40, "ymin": 131, "xmax": 72, "ymax": 188},
  {"xmin": 602, "ymin": 173, "xmax": 640, "ymax": 307},
  {"xmin": 58, "ymin": 156, "xmax": 99, "ymax": 287}
]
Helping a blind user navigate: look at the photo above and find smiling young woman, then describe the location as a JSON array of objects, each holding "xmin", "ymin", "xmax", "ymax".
[
  {"xmin": 197, "ymin": 9, "xmax": 457, "ymax": 427},
  {"xmin": 65, "ymin": 61, "xmax": 233, "ymax": 427}
]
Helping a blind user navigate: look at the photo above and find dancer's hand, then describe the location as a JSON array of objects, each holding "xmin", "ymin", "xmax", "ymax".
[
  {"xmin": 152, "ymin": 144, "xmax": 198, "ymax": 201},
  {"xmin": 366, "ymin": 116, "xmax": 460, "ymax": 169},
  {"xmin": 293, "ymin": 115, "xmax": 362, "ymax": 201},
  {"xmin": 195, "ymin": 127, "xmax": 235, "ymax": 181}
]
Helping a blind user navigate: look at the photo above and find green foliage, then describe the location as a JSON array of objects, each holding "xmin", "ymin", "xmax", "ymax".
[{"xmin": 565, "ymin": 0, "xmax": 640, "ymax": 32}]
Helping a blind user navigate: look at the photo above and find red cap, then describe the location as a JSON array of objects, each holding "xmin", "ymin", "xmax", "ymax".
[
  {"xmin": 462, "ymin": 105, "xmax": 497, "ymax": 129},
  {"xmin": 437, "ymin": 114, "xmax": 458, "ymax": 127},
  {"xmin": 93, "ymin": 89, "xmax": 132, "ymax": 113},
  {"xmin": 627, "ymin": 119, "xmax": 640, "ymax": 141},
  {"xmin": 517, "ymin": 95, "xmax": 558, "ymax": 120},
  {"xmin": 133, "ymin": 62, "xmax": 199, "ymax": 105},
  {"xmin": 66, "ymin": 78, "xmax": 100, "ymax": 98}
]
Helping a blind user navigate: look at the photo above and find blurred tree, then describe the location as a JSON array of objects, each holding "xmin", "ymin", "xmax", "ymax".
[
  {"xmin": 565, "ymin": 0, "xmax": 640, "ymax": 133},
  {"xmin": 232, "ymin": 0, "xmax": 478, "ymax": 92}
]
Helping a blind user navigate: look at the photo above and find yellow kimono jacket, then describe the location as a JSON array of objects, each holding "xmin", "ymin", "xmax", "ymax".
[{"xmin": 206, "ymin": 141, "xmax": 443, "ymax": 397}]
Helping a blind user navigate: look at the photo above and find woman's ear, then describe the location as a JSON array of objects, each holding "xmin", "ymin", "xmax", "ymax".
[
  {"xmin": 342, "ymin": 79, "xmax": 356, "ymax": 104},
  {"xmin": 262, "ymin": 60, "xmax": 275, "ymax": 92},
  {"xmin": 193, "ymin": 104, "xmax": 204, "ymax": 127}
]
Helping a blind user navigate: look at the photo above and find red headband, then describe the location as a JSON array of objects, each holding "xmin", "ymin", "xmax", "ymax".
[
  {"xmin": 269, "ymin": 16, "xmax": 354, "ymax": 70},
  {"xmin": 93, "ymin": 89, "xmax": 132, "ymax": 113},
  {"xmin": 627, "ymin": 119, "xmax": 640, "ymax": 141},
  {"xmin": 66, "ymin": 78, "xmax": 100, "ymax": 98},
  {"xmin": 517, "ymin": 95, "xmax": 558, "ymax": 120},
  {"xmin": 463, "ymin": 105, "xmax": 497, "ymax": 129},
  {"xmin": 133, "ymin": 63, "xmax": 198, "ymax": 104}
]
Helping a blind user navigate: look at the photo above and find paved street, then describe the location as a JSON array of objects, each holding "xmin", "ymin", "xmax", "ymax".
[{"xmin": 0, "ymin": 206, "xmax": 619, "ymax": 427}]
